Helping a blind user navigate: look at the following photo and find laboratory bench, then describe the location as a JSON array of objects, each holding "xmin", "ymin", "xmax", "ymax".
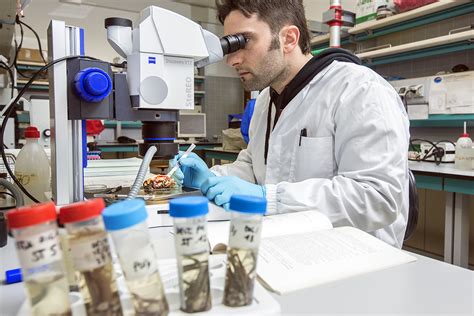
[
  {"xmin": 1, "ymin": 227, "xmax": 472, "ymax": 315},
  {"xmin": 203, "ymin": 147, "xmax": 240, "ymax": 166},
  {"xmin": 91, "ymin": 141, "xmax": 222, "ymax": 159},
  {"xmin": 409, "ymin": 161, "xmax": 474, "ymax": 268}
]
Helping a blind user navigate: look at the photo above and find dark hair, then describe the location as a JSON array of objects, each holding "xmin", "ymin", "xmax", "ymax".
[{"xmin": 216, "ymin": 0, "xmax": 311, "ymax": 54}]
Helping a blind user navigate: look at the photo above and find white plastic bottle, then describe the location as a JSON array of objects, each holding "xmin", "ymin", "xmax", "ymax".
[
  {"xmin": 14, "ymin": 126, "xmax": 51, "ymax": 204},
  {"xmin": 454, "ymin": 122, "xmax": 473, "ymax": 171}
]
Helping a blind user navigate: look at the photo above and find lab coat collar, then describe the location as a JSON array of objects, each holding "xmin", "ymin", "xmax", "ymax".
[{"xmin": 264, "ymin": 48, "xmax": 361, "ymax": 163}]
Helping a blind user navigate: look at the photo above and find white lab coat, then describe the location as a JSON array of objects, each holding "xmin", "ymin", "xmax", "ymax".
[{"xmin": 212, "ymin": 61, "xmax": 410, "ymax": 248}]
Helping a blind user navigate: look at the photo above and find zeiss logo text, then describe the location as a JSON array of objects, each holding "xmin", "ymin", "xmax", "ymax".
[{"xmin": 148, "ymin": 57, "xmax": 156, "ymax": 64}]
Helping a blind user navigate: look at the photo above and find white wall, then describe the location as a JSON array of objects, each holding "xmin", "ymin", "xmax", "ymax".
[{"xmin": 17, "ymin": 1, "xmax": 350, "ymax": 76}]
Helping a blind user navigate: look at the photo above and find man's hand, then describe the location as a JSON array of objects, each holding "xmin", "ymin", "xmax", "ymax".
[
  {"xmin": 201, "ymin": 176, "xmax": 265, "ymax": 210},
  {"xmin": 175, "ymin": 152, "xmax": 214, "ymax": 189}
]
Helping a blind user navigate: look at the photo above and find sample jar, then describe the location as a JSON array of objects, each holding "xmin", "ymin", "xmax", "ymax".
[
  {"xmin": 59, "ymin": 198, "xmax": 122, "ymax": 315},
  {"xmin": 7, "ymin": 202, "xmax": 71, "ymax": 316},
  {"xmin": 223, "ymin": 195, "xmax": 266, "ymax": 307},
  {"xmin": 169, "ymin": 196, "xmax": 211, "ymax": 313},
  {"xmin": 102, "ymin": 199, "xmax": 169, "ymax": 316}
]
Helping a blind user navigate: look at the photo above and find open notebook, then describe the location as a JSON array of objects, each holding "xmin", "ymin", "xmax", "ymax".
[{"xmin": 207, "ymin": 211, "xmax": 417, "ymax": 295}]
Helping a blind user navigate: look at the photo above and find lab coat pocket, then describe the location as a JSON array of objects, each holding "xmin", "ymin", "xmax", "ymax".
[{"xmin": 291, "ymin": 136, "xmax": 334, "ymax": 181}]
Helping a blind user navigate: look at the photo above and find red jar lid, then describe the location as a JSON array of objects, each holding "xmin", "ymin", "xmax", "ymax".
[
  {"xmin": 24, "ymin": 126, "xmax": 40, "ymax": 138},
  {"xmin": 59, "ymin": 198, "xmax": 105, "ymax": 224},
  {"xmin": 7, "ymin": 202, "xmax": 57, "ymax": 229}
]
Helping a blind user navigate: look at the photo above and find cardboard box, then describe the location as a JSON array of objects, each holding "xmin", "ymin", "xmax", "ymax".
[
  {"xmin": 17, "ymin": 48, "xmax": 46, "ymax": 63},
  {"xmin": 356, "ymin": 0, "xmax": 394, "ymax": 24}
]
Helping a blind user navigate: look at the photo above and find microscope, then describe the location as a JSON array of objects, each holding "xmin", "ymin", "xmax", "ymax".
[{"xmin": 48, "ymin": 6, "xmax": 246, "ymax": 204}]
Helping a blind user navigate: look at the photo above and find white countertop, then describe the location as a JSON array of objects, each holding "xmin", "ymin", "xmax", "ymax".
[{"xmin": 409, "ymin": 161, "xmax": 474, "ymax": 178}]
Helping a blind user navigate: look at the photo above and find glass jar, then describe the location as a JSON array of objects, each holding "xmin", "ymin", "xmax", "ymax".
[
  {"xmin": 103, "ymin": 199, "xmax": 169, "ymax": 315},
  {"xmin": 59, "ymin": 198, "xmax": 122, "ymax": 316},
  {"xmin": 223, "ymin": 195, "xmax": 266, "ymax": 307},
  {"xmin": 7, "ymin": 202, "xmax": 71, "ymax": 316},
  {"xmin": 169, "ymin": 196, "xmax": 211, "ymax": 313}
]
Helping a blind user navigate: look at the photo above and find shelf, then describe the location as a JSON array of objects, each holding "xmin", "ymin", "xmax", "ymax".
[
  {"xmin": 310, "ymin": 1, "xmax": 474, "ymax": 51},
  {"xmin": 194, "ymin": 75, "xmax": 205, "ymax": 80},
  {"xmin": 410, "ymin": 114, "xmax": 474, "ymax": 128},
  {"xmin": 15, "ymin": 79, "xmax": 49, "ymax": 91},
  {"xmin": 104, "ymin": 120, "xmax": 143, "ymax": 129},
  {"xmin": 16, "ymin": 61, "xmax": 46, "ymax": 67},
  {"xmin": 357, "ymin": 30, "xmax": 474, "ymax": 66},
  {"xmin": 16, "ymin": 64, "xmax": 44, "ymax": 71},
  {"xmin": 194, "ymin": 91, "xmax": 206, "ymax": 96}
]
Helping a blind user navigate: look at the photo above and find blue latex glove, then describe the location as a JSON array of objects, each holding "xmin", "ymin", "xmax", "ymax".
[
  {"xmin": 176, "ymin": 151, "xmax": 214, "ymax": 189},
  {"xmin": 200, "ymin": 176, "xmax": 266, "ymax": 210}
]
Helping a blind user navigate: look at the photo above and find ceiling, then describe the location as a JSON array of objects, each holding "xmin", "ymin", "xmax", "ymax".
[{"xmin": 55, "ymin": 0, "xmax": 356, "ymax": 22}]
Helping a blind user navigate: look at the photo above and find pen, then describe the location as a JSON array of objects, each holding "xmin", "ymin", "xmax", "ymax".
[
  {"xmin": 299, "ymin": 128, "xmax": 307, "ymax": 146},
  {"xmin": 167, "ymin": 143, "xmax": 196, "ymax": 178}
]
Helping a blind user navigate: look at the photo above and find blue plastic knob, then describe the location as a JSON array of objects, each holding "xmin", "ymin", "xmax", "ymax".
[{"xmin": 74, "ymin": 67, "xmax": 112, "ymax": 103}]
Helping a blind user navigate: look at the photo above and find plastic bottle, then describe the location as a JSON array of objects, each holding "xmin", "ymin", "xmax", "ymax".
[
  {"xmin": 103, "ymin": 199, "xmax": 169, "ymax": 316},
  {"xmin": 14, "ymin": 126, "xmax": 51, "ymax": 204},
  {"xmin": 223, "ymin": 195, "xmax": 266, "ymax": 307},
  {"xmin": 6, "ymin": 202, "xmax": 71, "ymax": 316},
  {"xmin": 454, "ymin": 122, "xmax": 473, "ymax": 170},
  {"xmin": 59, "ymin": 198, "xmax": 123, "ymax": 315},
  {"xmin": 169, "ymin": 196, "xmax": 212, "ymax": 313}
]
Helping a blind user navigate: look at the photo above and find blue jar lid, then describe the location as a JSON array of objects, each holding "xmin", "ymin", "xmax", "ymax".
[
  {"xmin": 102, "ymin": 199, "xmax": 147, "ymax": 231},
  {"xmin": 229, "ymin": 195, "xmax": 266, "ymax": 214},
  {"xmin": 169, "ymin": 196, "xmax": 208, "ymax": 218},
  {"xmin": 73, "ymin": 67, "xmax": 112, "ymax": 103}
]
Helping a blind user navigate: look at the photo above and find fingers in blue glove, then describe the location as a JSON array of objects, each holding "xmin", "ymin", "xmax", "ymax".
[
  {"xmin": 214, "ymin": 191, "xmax": 233, "ymax": 207},
  {"xmin": 200, "ymin": 176, "xmax": 225, "ymax": 195}
]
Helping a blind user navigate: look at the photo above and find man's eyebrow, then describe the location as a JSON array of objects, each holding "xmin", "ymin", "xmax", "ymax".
[{"xmin": 241, "ymin": 31, "xmax": 255, "ymax": 37}]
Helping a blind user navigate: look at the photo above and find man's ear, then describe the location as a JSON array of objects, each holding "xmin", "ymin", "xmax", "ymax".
[{"xmin": 280, "ymin": 25, "xmax": 300, "ymax": 54}]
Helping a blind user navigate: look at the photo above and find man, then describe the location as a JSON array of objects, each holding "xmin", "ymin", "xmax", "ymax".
[{"xmin": 176, "ymin": 0, "xmax": 410, "ymax": 248}]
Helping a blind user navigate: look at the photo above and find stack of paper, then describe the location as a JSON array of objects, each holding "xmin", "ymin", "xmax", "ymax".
[{"xmin": 84, "ymin": 158, "xmax": 146, "ymax": 177}]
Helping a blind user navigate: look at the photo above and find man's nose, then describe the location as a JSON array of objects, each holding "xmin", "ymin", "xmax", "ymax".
[{"xmin": 226, "ymin": 51, "xmax": 242, "ymax": 68}]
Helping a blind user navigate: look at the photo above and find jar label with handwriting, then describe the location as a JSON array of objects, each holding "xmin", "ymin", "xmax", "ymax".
[
  {"xmin": 15, "ymin": 229, "xmax": 63, "ymax": 272},
  {"xmin": 121, "ymin": 244, "xmax": 158, "ymax": 280},
  {"xmin": 228, "ymin": 219, "xmax": 262, "ymax": 249},
  {"xmin": 70, "ymin": 235, "xmax": 112, "ymax": 272},
  {"xmin": 174, "ymin": 220, "xmax": 209, "ymax": 255}
]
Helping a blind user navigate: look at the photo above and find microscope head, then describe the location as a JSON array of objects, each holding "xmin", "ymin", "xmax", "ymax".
[{"xmin": 105, "ymin": 6, "xmax": 247, "ymax": 111}]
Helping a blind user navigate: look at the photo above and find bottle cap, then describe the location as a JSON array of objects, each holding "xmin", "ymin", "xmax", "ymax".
[
  {"xmin": 102, "ymin": 199, "xmax": 147, "ymax": 231},
  {"xmin": 59, "ymin": 198, "xmax": 105, "ymax": 224},
  {"xmin": 7, "ymin": 202, "xmax": 57, "ymax": 229},
  {"xmin": 460, "ymin": 133, "xmax": 470, "ymax": 138},
  {"xmin": 169, "ymin": 196, "xmax": 208, "ymax": 218},
  {"xmin": 229, "ymin": 195, "xmax": 267, "ymax": 214},
  {"xmin": 24, "ymin": 126, "xmax": 40, "ymax": 139},
  {"xmin": 5, "ymin": 269, "xmax": 22, "ymax": 284}
]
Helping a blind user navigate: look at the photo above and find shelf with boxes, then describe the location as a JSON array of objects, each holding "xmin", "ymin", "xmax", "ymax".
[{"xmin": 311, "ymin": 1, "xmax": 474, "ymax": 51}]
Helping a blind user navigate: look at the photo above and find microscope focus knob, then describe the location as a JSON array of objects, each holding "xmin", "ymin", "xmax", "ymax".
[{"xmin": 74, "ymin": 67, "xmax": 112, "ymax": 103}]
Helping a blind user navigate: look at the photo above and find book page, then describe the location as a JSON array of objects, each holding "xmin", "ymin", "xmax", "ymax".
[
  {"xmin": 207, "ymin": 210, "xmax": 333, "ymax": 251},
  {"xmin": 257, "ymin": 226, "xmax": 417, "ymax": 294}
]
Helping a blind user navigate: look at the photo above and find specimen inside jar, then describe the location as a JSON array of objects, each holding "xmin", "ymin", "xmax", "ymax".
[{"xmin": 223, "ymin": 247, "xmax": 258, "ymax": 307}]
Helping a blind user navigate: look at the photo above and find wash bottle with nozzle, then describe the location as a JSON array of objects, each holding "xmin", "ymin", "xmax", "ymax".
[{"xmin": 454, "ymin": 122, "xmax": 473, "ymax": 170}]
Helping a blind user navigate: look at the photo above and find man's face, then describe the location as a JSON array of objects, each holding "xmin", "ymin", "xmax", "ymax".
[{"xmin": 223, "ymin": 10, "xmax": 287, "ymax": 91}]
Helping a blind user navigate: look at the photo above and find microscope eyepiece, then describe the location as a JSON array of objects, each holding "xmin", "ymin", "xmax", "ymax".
[{"xmin": 220, "ymin": 34, "xmax": 246, "ymax": 55}]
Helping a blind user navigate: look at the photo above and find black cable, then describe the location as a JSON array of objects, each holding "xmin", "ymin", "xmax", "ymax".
[
  {"xmin": 13, "ymin": 21, "xmax": 31, "ymax": 79},
  {"xmin": 409, "ymin": 138, "xmax": 446, "ymax": 165},
  {"xmin": 18, "ymin": 20, "xmax": 47, "ymax": 64},
  {"xmin": 0, "ymin": 55, "xmax": 99, "ymax": 203}
]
